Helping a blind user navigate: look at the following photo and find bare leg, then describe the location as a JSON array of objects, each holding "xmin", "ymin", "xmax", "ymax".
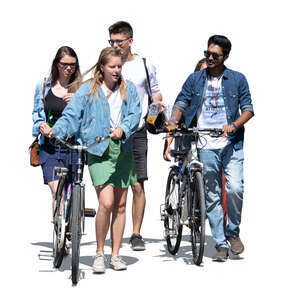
[
  {"xmin": 95, "ymin": 185, "xmax": 114, "ymax": 253},
  {"xmin": 48, "ymin": 180, "xmax": 59, "ymax": 215},
  {"xmin": 131, "ymin": 181, "xmax": 145, "ymax": 235},
  {"xmin": 111, "ymin": 187, "xmax": 128, "ymax": 256}
]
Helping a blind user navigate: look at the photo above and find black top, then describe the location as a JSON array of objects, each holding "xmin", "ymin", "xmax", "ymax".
[
  {"xmin": 44, "ymin": 89, "xmax": 67, "ymax": 127},
  {"xmin": 43, "ymin": 89, "xmax": 68, "ymax": 149}
]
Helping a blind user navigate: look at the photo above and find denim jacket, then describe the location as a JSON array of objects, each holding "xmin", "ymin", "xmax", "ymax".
[
  {"xmin": 174, "ymin": 67, "xmax": 254, "ymax": 149},
  {"xmin": 32, "ymin": 77, "xmax": 51, "ymax": 145},
  {"xmin": 52, "ymin": 80, "xmax": 141, "ymax": 157}
]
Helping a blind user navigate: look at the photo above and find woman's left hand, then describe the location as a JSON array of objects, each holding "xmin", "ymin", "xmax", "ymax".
[
  {"xmin": 62, "ymin": 93, "xmax": 74, "ymax": 103},
  {"xmin": 110, "ymin": 128, "xmax": 124, "ymax": 140}
]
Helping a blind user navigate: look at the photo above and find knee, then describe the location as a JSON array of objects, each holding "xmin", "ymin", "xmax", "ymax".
[
  {"xmin": 131, "ymin": 182, "xmax": 144, "ymax": 197},
  {"xmin": 226, "ymin": 179, "xmax": 244, "ymax": 197},
  {"xmin": 99, "ymin": 200, "xmax": 113, "ymax": 213}
]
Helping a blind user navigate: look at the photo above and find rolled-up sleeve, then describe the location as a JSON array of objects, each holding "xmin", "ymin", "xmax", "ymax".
[
  {"xmin": 174, "ymin": 73, "xmax": 195, "ymax": 113},
  {"xmin": 239, "ymin": 74, "xmax": 254, "ymax": 115}
]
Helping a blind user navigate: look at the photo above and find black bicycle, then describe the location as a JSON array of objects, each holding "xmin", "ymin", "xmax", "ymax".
[
  {"xmin": 161, "ymin": 127, "xmax": 222, "ymax": 265},
  {"xmin": 52, "ymin": 135, "xmax": 109, "ymax": 285}
]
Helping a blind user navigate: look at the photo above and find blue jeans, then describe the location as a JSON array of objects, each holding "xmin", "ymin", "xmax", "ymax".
[{"xmin": 198, "ymin": 143, "xmax": 244, "ymax": 248}]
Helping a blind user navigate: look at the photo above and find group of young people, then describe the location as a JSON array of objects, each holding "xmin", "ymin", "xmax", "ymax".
[{"xmin": 32, "ymin": 21, "xmax": 254, "ymax": 272}]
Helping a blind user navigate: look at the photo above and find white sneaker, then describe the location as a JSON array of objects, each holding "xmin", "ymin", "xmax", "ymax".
[
  {"xmin": 110, "ymin": 255, "xmax": 127, "ymax": 271},
  {"xmin": 92, "ymin": 252, "xmax": 106, "ymax": 273}
]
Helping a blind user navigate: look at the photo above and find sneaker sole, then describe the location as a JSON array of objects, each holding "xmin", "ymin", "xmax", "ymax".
[
  {"xmin": 131, "ymin": 246, "xmax": 145, "ymax": 251},
  {"xmin": 109, "ymin": 264, "xmax": 127, "ymax": 271},
  {"xmin": 92, "ymin": 266, "xmax": 106, "ymax": 273},
  {"xmin": 212, "ymin": 256, "xmax": 228, "ymax": 262}
]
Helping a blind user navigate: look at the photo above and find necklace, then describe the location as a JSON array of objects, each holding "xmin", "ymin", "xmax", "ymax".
[{"xmin": 209, "ymin": 75, "xmax": 223, "ymax": 107}]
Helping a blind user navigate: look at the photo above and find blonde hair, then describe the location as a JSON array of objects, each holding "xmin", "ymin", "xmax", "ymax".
[{"xmin": 81, "ymin": 47, "xmax": 126, "ymax": 102}]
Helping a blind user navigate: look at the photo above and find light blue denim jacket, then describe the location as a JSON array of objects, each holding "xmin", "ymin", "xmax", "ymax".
[
  {"xmin": 32, "ymin": 77, "xmax": 51, "ymax": 145},
  {"xmin": 51, "ymin": 80, "xmax": 141, "ymax": 157},
  {"xmin": 174, "ymin": 67, "xmax": 254, "ymax": 149}
]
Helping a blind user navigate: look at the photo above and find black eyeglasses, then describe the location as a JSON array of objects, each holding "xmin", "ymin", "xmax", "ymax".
[
  {"xmin": 59, "ymin": 62, "xmax": 77, "ymax": 68},
  {"xmin": 204, "ymin": 50, "xmax": 224, "ymax": 60},
  {"xmin": 108, "ymin": 37, "xmax": 131, "ymax": 46}
]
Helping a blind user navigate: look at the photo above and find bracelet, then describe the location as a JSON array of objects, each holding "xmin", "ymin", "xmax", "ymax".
[
  {"xmin": 231, "ymin": 122, "xmax": 238, "ymax": 130},
  {"xmin": 48, "ymin": 130, "xmax": 54, "ymax": 138}
]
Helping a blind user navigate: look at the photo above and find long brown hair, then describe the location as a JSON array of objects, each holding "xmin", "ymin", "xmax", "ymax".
[
  {"xmin": 82, "ymin": 47, "xmax": 126, "ymax": 102},
  {"xmin": 50, "ymin": 46, "xmax": 81, "ymax": 93}
]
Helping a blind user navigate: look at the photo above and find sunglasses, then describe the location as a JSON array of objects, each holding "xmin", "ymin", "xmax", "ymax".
[
  {"xmin": 58, "ymin": 62, "xmax": 77, "ymax": 68},
  {"xmin": 204, "ymin": 50, "xmax": 224, "ymax": 60}
]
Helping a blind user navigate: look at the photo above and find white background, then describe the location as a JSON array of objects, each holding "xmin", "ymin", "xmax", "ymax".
[{"xmin": 1, "ymin": 0, "xmax": 299, "ymax": 298}]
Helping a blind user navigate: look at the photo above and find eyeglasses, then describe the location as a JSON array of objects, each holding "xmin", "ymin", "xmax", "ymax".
[
  {"xmin": 108, "ymin": 37, "xmax": 131, "ymax": 46},
  {"xmin": 58, "ymin": 62, "xmax": 77, "ymax": 68},
  {"xmin": 204, "ymin": 50, "xmax": 224, "ymax": 60}
]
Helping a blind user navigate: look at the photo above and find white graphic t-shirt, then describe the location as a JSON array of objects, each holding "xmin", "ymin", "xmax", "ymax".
[{"xmin": 197, "ymin": 75, "xmax": 229, "ymax": 149}]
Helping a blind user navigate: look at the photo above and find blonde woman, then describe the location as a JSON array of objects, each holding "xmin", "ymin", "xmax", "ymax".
[{"xmin": 40, "ymin": 47, "xmax": 142, "ymax": 272}]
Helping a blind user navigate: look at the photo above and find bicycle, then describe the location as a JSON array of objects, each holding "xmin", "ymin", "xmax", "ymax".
[
  {"xmin": 52, "ymin": 135, "xmax": 110, "ymax": 285},
  {"xmin": 160, "ymin": 127, "xmax": 222, "ymax": 265}
]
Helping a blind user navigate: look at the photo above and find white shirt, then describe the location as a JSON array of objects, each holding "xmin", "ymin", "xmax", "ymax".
[
  {"xmin": 121, "ymin": 55, "xmax": 160, "ymax": 129},
  {"xmin": 197, "ymin": 75, "xmax": 229, "ymax": 149},
  {"xmin": 101, "ymin": 85, "xmax": 122, "ymax": 130}
]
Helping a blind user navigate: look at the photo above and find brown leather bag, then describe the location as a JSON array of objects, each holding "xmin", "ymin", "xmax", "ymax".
[
  {"xmin": 29, "ymin": 136, "xmax": 40, "ymax": 166},
  {"xmin": 29, "ymin": 77, "xmax": 46, "ymax": 167}
]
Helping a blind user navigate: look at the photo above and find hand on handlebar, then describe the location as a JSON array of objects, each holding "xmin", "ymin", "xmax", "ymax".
[
  {"xmin": 222, "ymin": 124, "xmax": 236, "ymax": 137},
  {"xmin": 110, "ymin": 128, "xmax": 123, "ymax": 140}
]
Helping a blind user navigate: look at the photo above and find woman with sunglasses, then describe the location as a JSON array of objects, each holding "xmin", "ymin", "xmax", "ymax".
[
  {"xmin": 40, "ymin": 47, "xmax": 142, "ymax": 272},
  {"xmin": 32, "ymin": 46, "xmax": 81, "ymax": 218}
]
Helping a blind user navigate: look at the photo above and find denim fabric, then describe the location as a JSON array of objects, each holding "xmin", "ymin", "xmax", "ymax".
[
  {"xmin": 198, "ymin": 144, "xmax": 244, "ymax": 248},
  {"xmin": 174, "ymin": 67, "xmax": 254, "ymax": 150},
  {"xmin": 51, "ymin": 80, "xmax": 141, "ymax": 157}
]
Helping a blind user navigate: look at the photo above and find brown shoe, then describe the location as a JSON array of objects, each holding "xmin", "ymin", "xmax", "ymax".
[
  {"xmin": 227, "ymin": 236, "xmax": 244, "ymax": 255},
  {"xmin": 212, "ymin": 247, "xmax": 229, "ymax": 262}
]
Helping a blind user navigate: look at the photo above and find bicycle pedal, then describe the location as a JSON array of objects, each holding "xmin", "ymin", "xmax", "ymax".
[
  {"xmin": 84, "ymin": 208, "xmax": 96, "ymax": 217},
  {"xmin": 38, "ymin": 250, "xmax": 53, "ymax": 260}
]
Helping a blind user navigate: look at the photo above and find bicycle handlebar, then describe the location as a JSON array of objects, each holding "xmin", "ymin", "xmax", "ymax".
[
  {"xmin": 53, "ymin": 134, "xmax": 113, "ymax": 151},
  {"xmin": 157, "ymin": 127, "xmax": 223, "ymax": 138}
]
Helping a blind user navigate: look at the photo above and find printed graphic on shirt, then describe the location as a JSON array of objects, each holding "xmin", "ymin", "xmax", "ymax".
[{"xmin": 197, "ymin": 75, "xmax": 229, "ymax": 149}]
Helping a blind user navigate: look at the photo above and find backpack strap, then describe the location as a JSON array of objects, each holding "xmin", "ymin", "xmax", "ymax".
[{"xmin": 142, "ymin": 57, "xmax": 152, "ymax": 106}]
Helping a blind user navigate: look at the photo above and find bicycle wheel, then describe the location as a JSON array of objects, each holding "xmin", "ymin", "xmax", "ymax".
[
  {"xmin": 189, "ymin": 171, "xmax": 206, "ymax": 265},
  {"xmin": 53, "ymin": 177, "xmax": 66, "ymax": 268},
  {"xmin": 164, "ymin": 169, "xmax": 182, "ymax": 255},
  {"xmin": 71, "ymin": 184, "xmax": 82, "ymax": 285}
]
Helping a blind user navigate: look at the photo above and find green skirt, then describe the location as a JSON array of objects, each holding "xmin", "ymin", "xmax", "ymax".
[{"xmin": 88, "ymin": 139, "xmax": 137, "ymax": 188}]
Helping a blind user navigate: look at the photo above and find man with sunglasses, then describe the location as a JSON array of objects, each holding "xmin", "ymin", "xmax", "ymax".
[
  {"xmin": 108, "ymin": 21, "xmax": 163, "ymax": 251},
  {"xmin": 173, "ymin": 35, "xmax": 254, "ymax": 261}
]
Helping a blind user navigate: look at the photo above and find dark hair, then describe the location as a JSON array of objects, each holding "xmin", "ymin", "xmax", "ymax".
[
  {"xmin": 108, "ymin": 21, "xmax": 133, "ymax": 38},
  {"xmin": 207, "ymin": 35, "xmax": 231, "ymax": 56},
  {"xmin": 50, "ymin": 46, "xmax": 81, "ymax": 92},
  {"xmin": 194, "ymin": 58, "xmax": 207, "ymax": 72}
]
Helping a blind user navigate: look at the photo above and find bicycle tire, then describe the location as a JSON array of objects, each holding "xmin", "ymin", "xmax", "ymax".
[
  {"xmin": 53, "ymin": 177, "xmax": 66, "ymax": 268},
  {"xmin": 71, "ymin": 184, "xmax": 81, "ymax": 285},
  {"xmin": 189, "ymin": 171, "xmax": 206, "ymax": 265},
  {"xmin": 164, "ymin": 169, "xmax": 183, "ymax": 255}
]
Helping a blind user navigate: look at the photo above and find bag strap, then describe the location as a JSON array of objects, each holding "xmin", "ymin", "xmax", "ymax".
[
  {"xmin": 42, "ymin": 77, "xmax": 47, "ymax": 105},
  {"xmin": 142, "ymin": 57, "xmax": 152, "ymax": 106}
]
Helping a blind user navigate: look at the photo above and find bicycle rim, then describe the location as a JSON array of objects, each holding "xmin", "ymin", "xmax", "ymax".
[
  {"xmin": 165, "ymin": 170, "xmax": 182, "ymax": 255},
  {"xmin": 190, "ymin": 171, "xmax": 206, "ymax": 265},
  {"xmin": 71, "ymin": 184, "xmax": 81, "ymax": 285}
]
